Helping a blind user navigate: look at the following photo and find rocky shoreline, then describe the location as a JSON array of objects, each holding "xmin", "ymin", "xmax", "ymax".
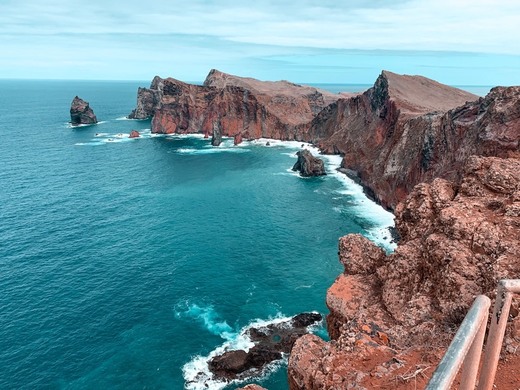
[{"xmin": 127, "ymin": 70, "xmax": 519, "ymax": 388}]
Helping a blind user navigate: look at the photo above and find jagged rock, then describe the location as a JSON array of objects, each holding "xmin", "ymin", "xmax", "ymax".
[
  {"xmin": 292, "ymin": 149, "xmax": 326, "ymax": 177},
  {"xmin": 211, "ymin": 120, "xmax": 222, "ymax": 146},
  {"xmin": 129, "ymin": 130, "xmax": 140, "ymax": 138},
  {"xmin": 130, "ymin": 70, "xmax": 519, "ymax": 210},
  {"xmin": 236, "ymin": 385, "xmax": 267, "ymax": 390},
  {"xmin": 129, "ymin": 69, "xmax": 349, "ymax": 137},
  {"xmin": 70, "ymin": 96, "xmax": 97, "ymax": 125},
  {"xmin": 208, "ymin": 312, "xmax": 322, "ymax": 381},
  {"xmin": 308, "ymin": 72, "xmax": 519, "ymax": 209},
  {"xmin": 128, "ymin": 76, "xmax": 163, "ymax": 119},
  {"xmin": 234, "ymin": 133, "xmax": 243, "ymax": 145},
  {"xmin": 288, "ymin": 155, "xmax": 520, "ymax": 389}
]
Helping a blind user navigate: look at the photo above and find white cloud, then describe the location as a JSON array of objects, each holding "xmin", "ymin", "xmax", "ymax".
[
  {"xmin": 0, "ymin": 0, "xmax": 518, "ymax": 82},
  {"xmin": 1, "ymin": 0, "xmax": 518, "ymax": 54}
]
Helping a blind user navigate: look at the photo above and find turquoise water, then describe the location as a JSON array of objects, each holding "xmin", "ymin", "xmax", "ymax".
[{"xmin": 0, "ymin": 80, "xmax": 396, "ymax": 389}]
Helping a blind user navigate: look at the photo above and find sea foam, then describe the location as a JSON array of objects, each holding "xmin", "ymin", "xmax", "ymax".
[{"xmin": 178, "ymin": 304, "xmax": 317, "ymax": 390}]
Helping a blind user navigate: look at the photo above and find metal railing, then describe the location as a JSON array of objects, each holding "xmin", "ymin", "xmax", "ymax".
[{"xmin": 426, "ymin": 279, "xmax": 520, "ymax": 390}]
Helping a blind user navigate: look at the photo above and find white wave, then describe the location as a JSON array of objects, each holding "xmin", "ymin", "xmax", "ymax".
[
  {"xmin": 115, "ymin": 116, "xmax": 145, "ymax": 121},
  {"xmin": 175, "ymin": 303, "xmax": 235, "ymax": 341},
  {"xmin": 74, "ymin": 142, "xmax": 105, "ymax": 146},
  {"xmin": 176, "ymin": 147, "xmax": 250, "ymax": 155},
  {"xmin": 182, "ymin": 311, "xmax": 319, "ymax": 390},
  {"xmin": 320, "ymin": 156, "xmax": 396, "ymax": 251}
]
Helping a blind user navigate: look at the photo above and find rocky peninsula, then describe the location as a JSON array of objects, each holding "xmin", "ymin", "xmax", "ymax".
[{"xmin": 129, "ymin": 70, "xmax": 520, "ymax": 388}]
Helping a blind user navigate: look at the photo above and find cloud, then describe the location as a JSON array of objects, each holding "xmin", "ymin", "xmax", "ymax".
[
  {"xmin": 1, "ymin": 0, "xmax": 518, "ymax": 54},
  {"xmin": 0, "ymin": 0, "xmax": 518, "ymax": 83}
]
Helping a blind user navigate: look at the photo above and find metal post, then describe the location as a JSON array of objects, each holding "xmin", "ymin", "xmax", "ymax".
[
  {"xmin": 426, "ymin": 295, "xmax": 491, "ymax": 390},
  {"xmin": 459, "ymin": 316, "xmax": 488, "ymax": 389},
  {"xmin": 477, "ymin": 279, "xmax": 520, "ymax": 390}
]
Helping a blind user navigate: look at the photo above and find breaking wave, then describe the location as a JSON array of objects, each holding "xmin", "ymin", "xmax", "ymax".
[{"xmin": 176, "ymin": 303, "xmax": 319, "ymax": 390}]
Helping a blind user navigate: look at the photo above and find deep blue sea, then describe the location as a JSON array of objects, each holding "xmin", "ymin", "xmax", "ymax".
[{"xmin": 0, "ymin": 79, "xmax": 484, "ymax": 389}]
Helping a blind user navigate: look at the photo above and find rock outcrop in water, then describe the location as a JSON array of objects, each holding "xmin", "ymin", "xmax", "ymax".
[
  {"xmin": 70, "ymin": 96, "xmax": 98, "ymax": 125},
  {"xmin": 288, "ymin": 155, "xmax": 520, "ymax": 389},
  {"xmin": 292, "ymin": 149, "xmax": 326, "ymax": 177},
  {"xmin": 128, "ymin": 76, "xmax": 164, "ymax": 119},
  {"xmin": 208, "ymin": 312, "xmax": 322, "ymax": 382}
]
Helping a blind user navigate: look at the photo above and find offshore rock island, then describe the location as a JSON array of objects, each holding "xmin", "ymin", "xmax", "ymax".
[
  {"xmin": 128, "ymin": 70, "xmax": 520, "ymax": 388},
  {"xmin": 70, "ymin": 96, "xmax": 98, "ymax": 126}
]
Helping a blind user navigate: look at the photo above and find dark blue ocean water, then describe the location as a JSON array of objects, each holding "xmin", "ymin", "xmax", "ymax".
[{"xmin": 0, "ymin": 80, "xmax": 396, "ymax": 389}]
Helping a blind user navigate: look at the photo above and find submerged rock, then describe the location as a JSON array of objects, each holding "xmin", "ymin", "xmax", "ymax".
[
  {"xmin": 70, "ymin": 96, "xmax": 97, "ymax": 126},
  {"xmin": 292, "ymin": 149, "xmax": 326, "ymax": 177},
  {"xmin": 208, "ymin": 312, "xmax": 322, "ymax": 382}
]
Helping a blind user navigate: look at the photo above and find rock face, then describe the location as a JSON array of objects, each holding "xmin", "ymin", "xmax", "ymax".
[
  {"xmin": 208, "ymin": 312, "xmax": 321, "ymax": 382},
  {"xmin": 129, "ymin": 69, "xmax": 350, "ymax": 139},
  {"xmin": 306, "ymin": 72, "xmax": 519, "ymax": 210},
  {"xmin": 70, "ymin": 96, "xmax": 97, "ymax": 125},
  {"xmin": 288, "ymin": 155, "xmax": 520, "ymax": 389},
  {"xmin": 236, "ymin": 385, "xmax": 267, "ymax": 390},
  {"xmin": 131, "ymin": 70, "xmax": 519, "ymax": 210},
  {"xmin": 292, "ymin": 149, "xmax": 326, "ymax": 177},
  {"xmin": 128, "ymin": 76, "xmax": 164, "ymax": 119},
  {"xmin": 211, "ymin": 120, "xmax": 222, "ymax": 146}
]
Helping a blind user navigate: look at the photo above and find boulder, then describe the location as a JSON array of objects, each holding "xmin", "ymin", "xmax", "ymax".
[
  {"xmin": 208, "ymin": 312, "xmax": 322, "ymax": 381},
  {"xmin": 129, "ymin": 130, "xmax": 140, "ymax": 138},
  {"xmin": 70, "ymin": 96, "xmax": 97, "ymax": 125},
  {"xmin": 292, "ymin": 149, "xmax": 326, "ymax": 177}
]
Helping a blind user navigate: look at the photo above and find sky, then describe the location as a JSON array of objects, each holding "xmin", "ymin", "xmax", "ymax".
[{"xmin": 0, "ymin": 0, "xmax": 519, "ymax": 86}]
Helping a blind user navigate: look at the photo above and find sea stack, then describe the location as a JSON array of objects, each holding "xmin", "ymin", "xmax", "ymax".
[
  {"xmin": 70, "ymin": 96, "xmax": 98, "ymax": 126},
  {"xmin": 211, "ymin": 120, "xmax": 222, "ymax": 146},
  {"xmin": 292, "ymin": 149, "xmax": 326, "ymax": 177}
]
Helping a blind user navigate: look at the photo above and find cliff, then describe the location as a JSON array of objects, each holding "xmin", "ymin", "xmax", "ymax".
[
  {"xmin": 288, "ymin": 155, "xmax": 520, "ymax": 389},
  {"xmin": 130, "ymin": 70, "xmax": 519, "ymax": 210},
  {"xmin": 306, "ymin": 71, "xmax": 518, "ymax": 210},
  {"xmin": 128, "ymin": 69, "xmax": 351, "ymax": 139}
]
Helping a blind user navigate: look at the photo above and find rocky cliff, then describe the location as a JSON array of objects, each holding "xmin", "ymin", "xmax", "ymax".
[
  {"xmin": 288, "ymin": 155, "xmax": 520, "ymax": 389},
  {"xmin": 128, "ymin": 69, "xmax": 350, "ymax": 139},
  {"xmin": 130, "ymin": 70, "xmax": 519, "ymax": 211},
  {"xmin": 306, "ymin": 71, "xmax": 516, "ymax": 210},
  {"xmin": 70, "ymin": 96, "xmax": 98, "ymax": 125}
]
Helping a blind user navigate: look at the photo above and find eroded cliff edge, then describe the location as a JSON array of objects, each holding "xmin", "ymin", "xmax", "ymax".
[
  {"xmin": 129, "ymin": 69, "xmax": 351, "ymax": 140},
  {"xmin": 288, "ymin": 155, "xmax": 520, "ymax": 389}
]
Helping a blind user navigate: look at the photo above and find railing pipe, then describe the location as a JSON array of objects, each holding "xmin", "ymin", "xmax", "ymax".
[
  {"xmin": 425, "ymin": 295, "xmax": 491, "ymax": 390},
  {"xmin": 477, "ymin": 279, "xmax": 520, "ymax": 390}
]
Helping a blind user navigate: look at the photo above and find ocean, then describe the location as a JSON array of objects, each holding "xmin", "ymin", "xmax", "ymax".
[{"xmin": 0, "ymin": 79, "xmax": 483, "ymax": 389}]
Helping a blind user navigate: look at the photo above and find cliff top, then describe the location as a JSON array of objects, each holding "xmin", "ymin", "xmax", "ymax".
[
  {"xmin": 380, "ymin": 70, "xmax": 479, "ymax": 115},
  {"xmin": 203, "ymin": 69, "xmax": 355, "ymax": 104}
]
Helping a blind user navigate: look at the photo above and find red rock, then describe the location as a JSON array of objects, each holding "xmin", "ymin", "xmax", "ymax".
[
  {"xmin": 130, "ymin": 69, "xmax": 350, "ymax": 139},
  {"xmin": 129, "ymin": 130, "xmax": 140, "ymax": 138},
  {"xmin": 236, "ymin": 385, "xmax": 267, "ymax": 390},
  {"xmin": 288, "ymin": 155, "xmax": 520, "ymax": 389},
  {"xmin": 292, "ymin": 149, "xmax": 326, "ymax": 177},
  {"xmin": 234, "ymin": 133, "xmax": 243, "ymax": 145},
  {"xmin": 70, "ymin": 96, "xmax": 98, "ymax": 125},
  {"xmin": 308, "ymin": 72, "xmax": 519, "ymax": 209},
  {"xmin": 131, "ymin": 70, "xmax": 519, "ymax": 210}
]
